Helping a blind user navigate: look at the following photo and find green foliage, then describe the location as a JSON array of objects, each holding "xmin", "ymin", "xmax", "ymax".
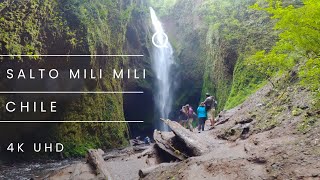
[
  {"xmin": 225, "ymin": 59, "xmax": 267, "ymax": 109},
  {"xmin": 59, "ymin": 0, "xmax": 135, "ymax": 55},
  {"xmin": 149, "ymin": 0, "xmax": 178, "ymax": 16},
  {"xmin": 0, "ymin": 0, "xmax": 69, "ymax": 59},
  {"xmin": 198, "ymin": 0, "xmax": 254, "ymax": 41},
  {"xmin": 52, "ymin": 0, "xmax": 135, "ymax": 156},
  {"xmin": 253, "ymin": 0, "xmax": 320, "ymax": 56},
  {"xmin": 248, "ymin": 0, "xmax": 320, "ymax": 108},
  {"xmin": 0, "ymin": 0, "xmax": 137, "ymax": 156},
  {"xmin": 297, "ymin": 117, "xmax": 318, "ymax": 133},
  {"xmin": 56, "ymin": 93, "xmax": 129, "ymax": 156},
  {"xmin": 292, "ymin": 108, "xmax": 303, "ymax": 116},
  {"xmin": 300, "ymin": 58, "xmax": 320, "ymax": 103},
  {"xmin": 198, "ymin": 0, "xmax": 250, "ymax": 111},
  {"xmin": 247, "ymin": 50, "xmax": 294, "ymax": 80},
  {"xmin": 257, "ymin": 117, "xmax": 280, "ymax": 131},
  {"xmin": 197, "ymin": 0, "xmax": 277, "ymax": 111}
]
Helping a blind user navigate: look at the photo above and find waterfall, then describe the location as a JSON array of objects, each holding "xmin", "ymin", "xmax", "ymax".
[{"xmin": 150, "ymin": 7, "xmax": 174, "ymax": 131}]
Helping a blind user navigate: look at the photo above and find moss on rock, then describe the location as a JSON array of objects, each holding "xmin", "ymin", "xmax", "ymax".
[{"xmin": 0, "ymin": 0, "xmax": 141, "ymax": 157}]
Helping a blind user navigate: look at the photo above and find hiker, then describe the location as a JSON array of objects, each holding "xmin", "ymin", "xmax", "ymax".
[
  {"xmin": 197, "ymin": 102, "xmax": 207, "ymax": 132},
  {"xmin": 144, "ymin": 136, "xmax": 151, "ymax": 145},
  {"xmin": 186, "ymin": 104, "xmax": 196, "ymax": 132},
  {"xmin": 203, "ymin": 93, "xmax": 217, "ymax": 127},
  {"xmin": 179, "ymin": 105, "xmax": 188, "ymax": 127}
]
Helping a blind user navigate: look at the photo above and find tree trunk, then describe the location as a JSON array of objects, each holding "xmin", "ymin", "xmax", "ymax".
[
  {"xmin": 87, "ymin": 149, "xmax": 113, "ymax": 180},
  {"xmin": 133, "ymin": 145, "xmax": 150, "ymax": 151},
  {"xmin": 69, "ymin": 163, "xmax": 82, "ymax": 180},
  {"xmin": 138, "ymin": 163, "xmax": 178, "ymax": 178},
  {"xmin": 137, "ymin": 145, "xmax": 156, "ymax": 159},
  {"xmin": 153, "ymin": 130, "xmax": 188, "ymax": 160},
  {"xmin": 161, "ymin": 119, "xmax": 211, "ymax": 156}
]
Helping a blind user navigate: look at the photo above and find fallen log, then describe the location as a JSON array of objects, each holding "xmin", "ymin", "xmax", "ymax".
[
  {"xmin": 138, "ymin": 163, "xmax": 178, "ymax": 178},
  {"xmin": 215, "ymin": 117, "xmax": 229, "ymax": 126},
  {"xmin": 130, "ymin": 139, "xmax": 145, "ymax": 146},
  {"xmin": 153, "ymin": 130, "xmax": 188, "ymax": 161},
  {"xmin": 69, "ymin": 163, "xmax": 82, "ymax": 180},
  {"xmin": 161, "ymin": 119, "xmax": 211, "ymax": 156},
  {"xmin": 103, "ymin": 154, "xmax": 126, "ymax": 161},
  {"xmin": 102, "ymin": 147, "xmax": 135, "ymax": 161},
  {"xmin": 87, "ymin": 149, "xmax": 113, "ymax": 179},
  {"xmin": 133, "ymin": 145, "xmax": 150, "ymax": 152},
  {"xmin": 146, "ymin": 157, "xmax": 158, "ymax": 166},
  {"xmin": 137, "ymin": 145, "xmax": 156, "ymax": 159}
]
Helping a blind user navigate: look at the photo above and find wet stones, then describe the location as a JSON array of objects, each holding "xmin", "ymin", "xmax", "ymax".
[
  {"xmin": 218, "ymin": 121, "xmax": 254, "ymax": 141},
  {"xmin": 247, "ymin": 156, "xmax": 267, "ymax": 164},
  {"xmin": 235, "ymin": 118, "xmax": 253, "ymax": 125}
]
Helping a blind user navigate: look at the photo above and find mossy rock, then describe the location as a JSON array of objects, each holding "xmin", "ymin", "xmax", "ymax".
[
  {"xmin": 292, "ymin": 108, "xmax": 303, "ymax": 116},
  {"xmin": 0, "ymin": 0, "xmax": 138, "ymax": 157},
  {"xmin": 297, "ymin": 117, "xmax": 318, "ymax": 133}
]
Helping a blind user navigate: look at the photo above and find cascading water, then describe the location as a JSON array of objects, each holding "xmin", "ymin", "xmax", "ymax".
[{"xmin": 150, "ymin": 7, "xmax": 174, "ymax": 131}]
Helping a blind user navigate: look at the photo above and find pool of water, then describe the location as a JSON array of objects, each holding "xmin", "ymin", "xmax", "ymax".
[{"xmin": 0, "ymin": 159, "xmax": 80, "ymax": 180}]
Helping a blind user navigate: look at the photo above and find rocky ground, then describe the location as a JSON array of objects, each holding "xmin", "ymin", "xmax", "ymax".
[
  {"xmin": 143, "ymin": 82, "xmax": 320, "ymax": 180},
  {"xmin": 41, "ymin": 82, "xmax": 319, "ymax": 180}
]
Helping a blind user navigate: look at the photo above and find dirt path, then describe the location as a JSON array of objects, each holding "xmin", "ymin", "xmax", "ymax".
[
  {"xmin": 105, "ymin": 153, "xmax": 149, "ymax": 180},
  {"xmin": 141, "ymin": 83, "xmax": 320, "ymax": 179},
  {"xmin": 42, "ymin": 82, "xmax": 320, "ymax": 179},
  {"xmin": 140, "ymin": 122, "xmax": 268, "ymax": 180},
  {"xmin": 101, "ymin": 122, "xmax": 268, "ymax": 180},
  {"xmin": 42, "ymin": 116, "xmax": 319, "ymax": 180}
]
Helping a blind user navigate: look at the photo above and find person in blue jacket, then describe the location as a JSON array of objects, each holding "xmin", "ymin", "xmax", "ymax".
[{"xmin": 197, "ymin": 102, "xmax": 207, "ymax": 132}]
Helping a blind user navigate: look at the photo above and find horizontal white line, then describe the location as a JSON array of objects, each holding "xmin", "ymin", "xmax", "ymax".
[
  {"xmin": 0, "ymin": 55, "xmax": 144, "ymax": 57},
  {"xmin": 0, "ymin": 121, "xmax": 144, "ymax": 123},
  {"xmin": 0, "ymin": 91, "xmax": 144, "ymax": 94}
]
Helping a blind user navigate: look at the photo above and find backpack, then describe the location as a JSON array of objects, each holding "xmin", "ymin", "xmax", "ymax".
[
  {"xmin": 213, "ymin": 100, "xmax": 218, "ymax": 108},
  {"xmin": 188, "ymin": 107, "xmax": 194, "ymax": 117}
]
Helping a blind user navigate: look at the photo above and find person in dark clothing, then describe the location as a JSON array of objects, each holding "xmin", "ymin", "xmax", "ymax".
[
  {"xmin": 203, "ymin": 93, "xmax": 217, "ymax": 127},
  {"xmin": 197, "ymin": 102, "xmax": 207, "ymax": 132},
  {"xmin": 144, "ymin": 136, "xmax": 151, "ymax": 145}
]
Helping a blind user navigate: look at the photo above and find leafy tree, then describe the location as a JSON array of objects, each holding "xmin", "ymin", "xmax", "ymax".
[
  {"xmin": 149, "ymin": 0, "xmax": 177, "ymax": 16},
  {"xmin": 247, "ymin": 0, "xmax": 320, "ymax": 106}
]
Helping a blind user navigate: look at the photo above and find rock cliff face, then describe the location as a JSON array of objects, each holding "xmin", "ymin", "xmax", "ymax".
[
  {"xmin": 123, "ymin": 2, "xmax": 155, "ymax": 137},
  {"xmin": 154, "ymin": 0, "xmax": 277, "ymax": 113},
  {"xmin": 159, "ymin": 0, "xmax": 207, "ymax": 113},
  {"xmin": 0, "ymin": 0, "xmax": 152, "ymax": 157}
]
